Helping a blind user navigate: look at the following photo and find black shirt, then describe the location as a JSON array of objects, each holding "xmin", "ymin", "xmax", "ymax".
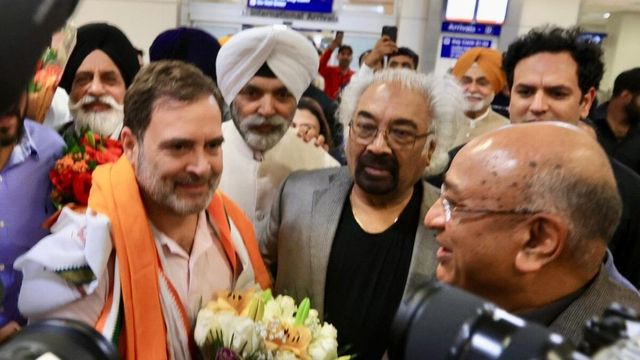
[
  {"xmin": 324, "ymin": 183, "xmax": 422, "ymax": 360},
  {"xmin": 593, "ymin": 102, "xmax": 640, "ymax": 175}
]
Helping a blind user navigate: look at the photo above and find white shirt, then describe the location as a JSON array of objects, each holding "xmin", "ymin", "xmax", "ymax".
[
  {"xmin": 219, "ymin": 122, "xmax": 339, "ymax": 232},
  {"xmin": 25, "ymin": 211, "xmax": 232, "ymax": 326}
]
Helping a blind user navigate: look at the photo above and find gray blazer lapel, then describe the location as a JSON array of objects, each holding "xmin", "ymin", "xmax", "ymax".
[
  {"xmin": 309, "ymin": 168, "xmax": 353, "ymax": 317},
  {"xmin": 403, "ymin": 181, "xmax": 440, "ymax": 299}
]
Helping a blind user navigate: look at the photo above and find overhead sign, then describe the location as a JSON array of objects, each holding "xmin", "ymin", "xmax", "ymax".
[
  {"xmin": 441, "ymin": 21, "xmax": 501, "ymax": 37},
  {"xmin": 247, "ymin": 0, "xmax": 334, "ymax": 13},
  {"xmin": 441, "ymin": 36, "xmax": 493, "ymax": 59},
  {"xmin": 578, "ymin": 32, "xmax": 607, "ymax": 44}
]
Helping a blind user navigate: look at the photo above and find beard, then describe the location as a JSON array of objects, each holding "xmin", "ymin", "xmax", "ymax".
[
  {"xmin": 135, "ymin": 147, "xmax": 218, "ymax": 216},
  {"xmin": 354, "ymin": 151, "xmax": 400, "ymax": 195},
  {"xmin": 69, "ymin": 95, "xmax": 124, "ymax": 138},
  {"xmin": 464, "ymin": 91, "xmax": 495, "ymax": 114},
  {"xmin": 231, "ymin": 104, "xmax": 289, "ymax": 152}
]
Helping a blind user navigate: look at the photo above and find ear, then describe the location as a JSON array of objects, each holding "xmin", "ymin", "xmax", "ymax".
[
  {"xmin": 620, "ymin": 89, "xmax": 634, "ymax": 104},
  {"xmin": 515, "ymin": 214, "xmax": 568, "ymax": 273},
  {"xmin": 579, "ymin": 87, "xmax": 597, "ymax": 120},
  {"xmin": 120, "ymin": 127, "xmax": 139, "ymax": 166},
  {"xmin": 422, "ymin": 134, "xmax": 437, "ymax": 166}
]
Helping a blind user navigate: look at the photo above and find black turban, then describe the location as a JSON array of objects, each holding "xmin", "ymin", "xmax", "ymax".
[
  {"xmin": 59, "ymin": 23, "xmax": 140, "ymax": 94},
  {"xmin": 149, "ymin": 27, "xmax": 221, "ymax": 82}
]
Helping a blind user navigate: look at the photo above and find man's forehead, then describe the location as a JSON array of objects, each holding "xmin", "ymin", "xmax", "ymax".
[
  {"xmin": 246, "ymin": 76, "xmax": 288, "ymax": 91},
  {"xmin": 356, "ymin": 82, "xmax": 428, "ymax": 122},
  {"xmin": 462, "ymin": 63, "xmax": 488, "ymax": 78},
  {"xmin": 513, "ymin": 52, "xmax": 579, "ymax": 87},
  {"xmin": 75, "ymin": 49, "xmax": 123, "ymax": 75}
]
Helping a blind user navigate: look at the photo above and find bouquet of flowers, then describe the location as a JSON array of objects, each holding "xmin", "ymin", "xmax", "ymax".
[
  {"xmin": 49, "ymin": 131, "xmax": 122, "ymax": 208},
  {"xmin": 194, "ymin": 289, "xmax": 350, "ymax": 360},
  {"xmin": 26, "ymin": 25, "xmax": 76, "ymax": 122}
]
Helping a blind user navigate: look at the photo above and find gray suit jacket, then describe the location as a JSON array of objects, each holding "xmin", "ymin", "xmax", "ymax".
[
  {"xmin": 259, "ymin": 166, "xmax": 440, "ymax": 318},
  {"xmin": 550, "ymin": 265, "xmax": 640, "ymax": 346}
]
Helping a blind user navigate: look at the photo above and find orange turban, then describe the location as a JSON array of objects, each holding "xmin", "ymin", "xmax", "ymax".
[{"xmin": 452, "ymin": 47, "xmax": 506, "ymax": 94}]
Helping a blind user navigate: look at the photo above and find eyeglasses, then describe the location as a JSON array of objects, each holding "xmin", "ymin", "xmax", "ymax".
[
  {"xmin": 349, "ymin": 120, "xmax": 432, "ymax": 149},
  {"xmin": 440, "ymin": 184, "xmax": 540, "ymax": 223}
]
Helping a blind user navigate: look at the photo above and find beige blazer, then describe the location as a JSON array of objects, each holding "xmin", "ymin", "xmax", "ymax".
[{"xmin": 259, "ymin": 166, "xmax": 440, "ymax": 318}]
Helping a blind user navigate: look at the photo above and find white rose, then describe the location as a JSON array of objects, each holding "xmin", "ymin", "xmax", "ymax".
[
  {"xmin": 273, "ymin": 350, "xmax": 299, "ymax": 360},
  {"xmin": 194, "ymin": 308, "xmax": 217, "ymax": 346},
  {"xmin": 194, "ymin": 310, "xmax": 262, "ymax": 356},
  {"xmin": 305, "ymin": 309, "xmax": 320, "ymax": 328},
  {"xmin": 308, "ymin": 324, "xmax": 339, "ymax": 360}
]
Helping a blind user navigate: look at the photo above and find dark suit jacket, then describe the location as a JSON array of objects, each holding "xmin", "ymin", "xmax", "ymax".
[
  {"xmin": 260, "ymin": 166, "xmax": 440, "ymax": 318},
  {"xmin": 550, "ymin": 265, "xmax": 640, "ymax": 346}
]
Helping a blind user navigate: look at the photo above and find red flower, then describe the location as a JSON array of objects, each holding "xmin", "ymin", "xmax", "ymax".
[
  {"xmin": 49, "ymin": 131, "xmax": 122, "ymax": 208},
  {"xmin": 72, "ymin": 172, "xmax": 92, "ymax": 206}
]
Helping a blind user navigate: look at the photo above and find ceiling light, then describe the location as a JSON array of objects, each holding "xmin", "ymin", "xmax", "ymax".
[{"xmin": 603, "ymin": 12, "xmax": 611, "ymax": 19}]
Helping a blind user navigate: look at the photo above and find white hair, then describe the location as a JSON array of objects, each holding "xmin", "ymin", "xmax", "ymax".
[{"xmin": 338, "ymin": 69, "xmax": 466, "ymax": 175}]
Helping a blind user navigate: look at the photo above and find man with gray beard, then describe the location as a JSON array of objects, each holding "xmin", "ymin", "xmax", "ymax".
[
  {"xmin": 58, "ymin": 23, "xmax": 140, "ymax": 140},
  {"xmin": 450, "ymin": 47, "xmax": 509, "ymax": 148},
  {"xmin": 215, "ymin": 26, "xmax": 339, "ymax": 234}
]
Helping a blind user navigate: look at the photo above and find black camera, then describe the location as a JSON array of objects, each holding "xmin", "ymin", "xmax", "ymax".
[{"xmin": 389, "ymin": 281, "xmax": 640, "ymax": 360}]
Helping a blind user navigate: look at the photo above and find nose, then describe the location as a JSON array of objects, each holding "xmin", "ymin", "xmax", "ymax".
[
  {"xmin": 87, "ymin": 76, "xmax": 106, "ymax": 97},
  {"xmin": 186, "ymin": 149, "xmax": 212, "ymax": 177},
  {"xmin": 529, "ymin": 91, "xmax": 548, "ymax": 116},
  {"xmin": 257, "ymin": 94, "xmax": 276, "ymax": 118},
  {"xmin": 466, "ymin": 81, "xmax": 478, "ymax": 94},
  {"xmin": 366, "ymin": 129, "xmax": 392, "ymax": 154},
  {"xmin": 424, "ymin": 197, "xmax": 446, "ymax": 230}
]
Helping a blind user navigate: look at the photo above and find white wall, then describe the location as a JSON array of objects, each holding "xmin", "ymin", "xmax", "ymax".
[
  {"xmin": 70, "ymin": 0, "xmax": 180, "ymax": 58},
  {"xmin": 600, "ymin": 12, "xmax": 640, "ymax": 95}
]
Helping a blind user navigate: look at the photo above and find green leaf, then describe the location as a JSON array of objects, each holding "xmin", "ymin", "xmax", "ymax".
[
  {"xmin": 261, "ymin": 289, "xmax": 273, "ymax": 303},
  {"xmin": 295, "ymin": 297, "xmax": 310, "ymax": 326},
  {"xmin": 85, "ymin": 131, "xmax": 96, "ymax": 148}
]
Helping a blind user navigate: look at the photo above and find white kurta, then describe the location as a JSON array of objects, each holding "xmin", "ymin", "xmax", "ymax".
[{"xmin": 219, "ymin": 122, "xmax": 339, "ymax": 233}]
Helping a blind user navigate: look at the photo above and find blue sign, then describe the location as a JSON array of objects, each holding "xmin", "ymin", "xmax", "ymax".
[
  {"xmin": 247, "ymin": 0, "xmax": 333, "ymax": 13},
  {"xmin": 441, "ymin": 21, "xmax": 501, "ymax": 37},
  {"xmin": 578, "ymin": 32, "xmax": 607, "ymax": 44},
  {"xmin": 440, "ymin": 36, "xmax": 493, "ymax": 59}
]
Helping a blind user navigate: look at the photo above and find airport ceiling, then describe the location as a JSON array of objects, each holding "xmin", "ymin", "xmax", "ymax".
[{"xmin": 579, "ymin": 0, "xmax": 640, "ymax": 25}]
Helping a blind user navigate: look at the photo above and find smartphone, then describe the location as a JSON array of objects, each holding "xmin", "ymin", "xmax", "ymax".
[{"xmin": 381, "ymin": 26, "xmax": 398, "ymax": 42}]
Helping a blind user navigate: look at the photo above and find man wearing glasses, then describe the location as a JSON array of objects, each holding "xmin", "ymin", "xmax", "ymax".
[
  {"xmin": 260, "ymin": 69, "xmax": 463, "ymax": 359},
  {"xmin": 424, "ymin": 121, "xmax": 640, "ymax": 346}
]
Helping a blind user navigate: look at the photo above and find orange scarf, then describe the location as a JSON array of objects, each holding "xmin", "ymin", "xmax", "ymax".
[{"xmin": 89, "ymin": 156, "xmax": 271, "ymax": 359}]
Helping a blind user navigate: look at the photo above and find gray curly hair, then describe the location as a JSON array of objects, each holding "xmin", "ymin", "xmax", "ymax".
[{"xmin": 338, "ymin": 69, "xmax": 465, "ymax": 175}]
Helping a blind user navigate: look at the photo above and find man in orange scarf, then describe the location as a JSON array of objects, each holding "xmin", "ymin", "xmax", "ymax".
[{"xmin": 15, "ymin": 61, "xmax": 270, "ymax": 359}]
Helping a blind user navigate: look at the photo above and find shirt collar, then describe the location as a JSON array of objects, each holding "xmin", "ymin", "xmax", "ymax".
[
  {"xmin": 468, "ymin": 107, "xmax": 492, "ymax": 128},
  {"xmin": 10, "ymin": 120, "xmax": 41, "ymax": 165}
]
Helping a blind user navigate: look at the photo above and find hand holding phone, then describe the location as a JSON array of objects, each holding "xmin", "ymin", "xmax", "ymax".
[{"xmin": 381, "ymin": 26, "xmax": 398, "ymax": 43}]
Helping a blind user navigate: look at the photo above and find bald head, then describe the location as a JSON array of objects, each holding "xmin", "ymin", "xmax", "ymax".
[{"xmin": 456, "ymin": 122, "xmax": 620, "ymax": 257}]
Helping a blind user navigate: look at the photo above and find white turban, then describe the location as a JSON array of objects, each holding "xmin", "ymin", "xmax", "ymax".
[{"xmin": 216, "ymin": 26, "xmax": 319, "ymax": 105}]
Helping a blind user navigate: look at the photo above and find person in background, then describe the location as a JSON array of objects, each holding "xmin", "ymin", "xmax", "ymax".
[
  {"xmin": 58, "ymin": 23, "xmax": 140, "ymax": 140},
  {"xmin": 591, "ymin": 67, "xmax": 640, "ymax": 175},
  {"xmin": 359, "ymin": 49, "xmax": 383, "ymax": 72},
  {"xmin": 0, "ymin": 93, "xmax": 64, "ymax": 343},
  {"xmin": 215, "ymin": 26, "xmax": 339, "ymax": 237},
  {"xmin": 503, "ymin": 25, "xmax": 640, "ymax": 288},
  {"xmin": 149, "ymin": 27, "xmax": 221, "ymax": 84},
  {"xmin": 319, "ymin": 31, "xmax": 354, "ymax": 100},
  {"xmin": 450, "ymin": 47, "xmax": 510, "ymax": 148},
  {"xmin": 291, "ymin": 96, "xmax": 335, "ymax": 152}
]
